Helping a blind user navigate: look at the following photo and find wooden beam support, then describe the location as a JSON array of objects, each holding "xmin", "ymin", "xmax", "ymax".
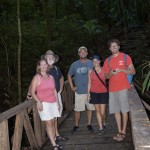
[
  {"xmin": 0, "ymin": 120, "xmax": 10, "ymax": 150},
  {"xmin": 12, "ymin": 113, "xmax": 24, "ymax": 150}
]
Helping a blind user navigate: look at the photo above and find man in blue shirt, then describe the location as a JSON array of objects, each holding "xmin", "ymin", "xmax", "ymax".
[{"xmin": 68, "ymin": 46, "xmax": 95, "ymax": 133}]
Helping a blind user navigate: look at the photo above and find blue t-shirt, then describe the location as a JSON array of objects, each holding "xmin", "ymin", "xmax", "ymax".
[
  {"xmin": 68, "ymin": 59, "xmax": 93, "ymax": 94},
  {"xmin": 47, "ymin": 66, "xmax": 62, "ymax": 92}
]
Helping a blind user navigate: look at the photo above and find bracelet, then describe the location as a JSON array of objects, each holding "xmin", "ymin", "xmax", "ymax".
[{"xmin": 27, "ymin": 94, "xmax": 32, "ymax": 97}]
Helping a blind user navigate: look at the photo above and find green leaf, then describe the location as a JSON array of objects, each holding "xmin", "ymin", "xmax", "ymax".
[
  {"xmin": 142, "ymin": 71, "xmax": 150, "ymax": 93},
  {"xmin": 146, "ymin": 76, "xmax": 150, "ymax": 91}
]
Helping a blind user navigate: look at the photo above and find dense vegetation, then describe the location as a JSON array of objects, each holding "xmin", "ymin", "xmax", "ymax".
[{"xmin": 0, "ymin": 0, "xmax": 150, "ymax": 112}]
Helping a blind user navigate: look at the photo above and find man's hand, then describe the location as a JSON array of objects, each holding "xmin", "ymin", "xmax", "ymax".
[
  {"xmin": 71, "ymin": 86, "xmax": 77, "ymax": 92},
  {"xmin": 87, "ymin": 93, "xmax": 91, "ymax": 103}
]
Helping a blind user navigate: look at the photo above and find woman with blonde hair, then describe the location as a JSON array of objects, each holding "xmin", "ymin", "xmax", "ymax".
[{"xmin": 30, "ymin": 58, "xmax": 62, "ymax": 150}]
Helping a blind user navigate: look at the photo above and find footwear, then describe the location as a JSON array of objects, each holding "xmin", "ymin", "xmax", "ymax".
[
  {"xmin": 113, "ymin": 133, "xmax": 126, "ymax": 142},
  {"xmin": 87, "ymin": 125, "xmax": 94, "ymax": 132},
  {"xmin": 52, "ymin": 145, "xmax": 63, "ymax": 150},
  {"xmin": 98, "ymin": 128, "xmax": 104, "ymax": 135},
  {"xmin": 57, "ymin": 145, "xmax": 63, "ymax": 149},
  {"xmin": 52, "ymin": 145, "xmax": 57, "ymax": 150},
  {"xmin": 71, "ymin": 126, "xmax": 79, "ymax": 133},
  {"xmin": 103, "ymin": 123, "xmax": 107, "ymax": 129},
  {"xmin": 56, "ymin": 135, "xmax": 69, "ymax": 141}
]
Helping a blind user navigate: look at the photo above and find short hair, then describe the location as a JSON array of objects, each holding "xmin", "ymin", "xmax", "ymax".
[{"xmin": 108, "ymin": 39, "xmax": 120, "ymax": 48}]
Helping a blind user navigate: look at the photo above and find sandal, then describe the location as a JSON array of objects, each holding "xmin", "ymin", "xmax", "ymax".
[
  {"xmin": 120, "ymin": 133, "xmax": 126, "ymax": 139},
  {"xmin": 52, "ymin": 145, "xmax": 63, "ymax": 150},
  {"xmin": 113, "ymin": 133, "xmax": 126, "ymax": 141},
  {"xmin": 52, "ymin": 145, "xmax": 58, "ymax": 150},
  {"xmin": 56, "ymin": 135, "xmax": 69, "ymax": 141}
]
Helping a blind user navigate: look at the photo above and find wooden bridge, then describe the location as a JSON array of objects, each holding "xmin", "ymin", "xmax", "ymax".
[{"xmin": 0, "ymin": 82, "xmax": 150, "ymax": 150}]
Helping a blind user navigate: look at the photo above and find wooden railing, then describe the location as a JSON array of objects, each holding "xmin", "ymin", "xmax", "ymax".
[
  {"xmin": 0, "ymin": 81, "xmax": 74, "ymax": 150},
  {"xmin": 129, "ymin": 85, "xmax": 150, "ymax": 150}
]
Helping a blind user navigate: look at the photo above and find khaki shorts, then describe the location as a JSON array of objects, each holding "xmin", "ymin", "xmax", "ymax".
[
  {"xmin": 109, "ymin": 89, "xmax": 130, "ymax": 114},
  {"xmin": 74, "ymin": 92, "xmax": 95, "ymax": 111}
]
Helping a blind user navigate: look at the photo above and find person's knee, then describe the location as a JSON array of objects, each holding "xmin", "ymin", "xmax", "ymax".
[
  {"xmin": 95, "ymin": 109, "xmax": 100, "ymax": 113},
  {"xmin": 100, "ymin": 111, "xmax": 105, "ymax": 117},
  {"xmin": 46, "ymin": 120, "xmax": 54, "ymax": 126}
]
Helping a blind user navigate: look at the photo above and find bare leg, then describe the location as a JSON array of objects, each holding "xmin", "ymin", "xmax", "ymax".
[
  {"xmin": 99, "ymin": 104, "xmax": 106, "ymax": 125},
  {"xmin": 55, "ymin": 118, "xmax": 60, "ymax": 137},
  {"xmin": 115, "ymin": 112, "xmax": 122, "ymax": 133},
  {"xmin": 75, "ymin": 111, "xmax": 80, "ymax": 126},
  {"xmin": 95, "ymin": 104, "xmax": 103, "ymax": 129},
  {"xmin": 122, "ymin": 112, "xmax": 128, "ymax": 134},
  {"xmin": 87, "ymin": 110, "xmax": 93, "ymax": 125},
  {"xmin": 45, "ymin": 119, "xmax": 56, "ymax": 146}
]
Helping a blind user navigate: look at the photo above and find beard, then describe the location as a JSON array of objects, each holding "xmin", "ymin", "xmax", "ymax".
[
  {"xmin": 112, "ymin": 49, "xmax": 119, "ymax": 54},
  {"xmin": 80, "ymin": 54, "xmax": 87, "ymax": 59},
  {"xmin": 47, "ymin": 60, "xmax": 54, "ymax": 65}
]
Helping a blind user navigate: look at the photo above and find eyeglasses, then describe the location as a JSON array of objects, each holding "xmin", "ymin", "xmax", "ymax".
[{"xmin": 79, "ymin": 65, "xmax": 88, "ymax": 75}]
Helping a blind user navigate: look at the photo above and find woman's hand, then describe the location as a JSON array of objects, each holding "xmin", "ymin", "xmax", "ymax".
[
  {"xmin": 37, "ymin": 101, "xmax": 43, "ymax": 111},
  {"xmin": 27, "ymin": 94, "xmax": 32, "ymax": 100}
]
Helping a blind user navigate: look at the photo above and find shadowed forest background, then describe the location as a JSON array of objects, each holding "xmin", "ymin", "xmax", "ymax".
[{"xmin": 0, "ymin": 0, "xmax": 150, "ymax": 112}]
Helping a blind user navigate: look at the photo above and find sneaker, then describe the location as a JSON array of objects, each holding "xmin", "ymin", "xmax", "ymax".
[
  {"xmin": 87, "ymin": 125, "xmax": 94, "ymax": 132},
  {"xmin": 98, "ymin": 128, "xmax": 104, "ymax": 135},
  {"xmin": 103, "ymin": 124, "xmax": 107, "ymax": 129},
  {"xmin": 71, "ymin": 126, "xmax": 79, "ymax": 133}
]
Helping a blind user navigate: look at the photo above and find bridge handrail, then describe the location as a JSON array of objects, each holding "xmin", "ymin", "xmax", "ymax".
[
  {"xmin": 0, "ymin": 81, "xmax": 74, "ymax": 150},
  {"xmin": 129, "ymin": 85, "xmax": 150, "ymax": 150}
]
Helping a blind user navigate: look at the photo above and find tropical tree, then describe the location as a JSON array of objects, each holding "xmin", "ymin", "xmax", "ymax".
[{"xmin": 17, "ymin": 0, "xmax": 22, "ymax": 103}]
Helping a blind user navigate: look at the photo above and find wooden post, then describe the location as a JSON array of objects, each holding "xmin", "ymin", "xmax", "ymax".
[
  {"xmin": 41, "ymin": 122, "xmax": 46, "ymax": 143},
  {"xmin": 0, "ymin": 120, "xmax": 10, "ymax": 150},
  {"xmin": 33, "ymin": 105, "xmax": 42, "ymax": 146},
  {"xmin": 12, "ymin": 113, "xmax": 24, "ymax": 150},
  {"xmin": 23, "ymin": 110, "xmax": 38, "ymax": 149}
]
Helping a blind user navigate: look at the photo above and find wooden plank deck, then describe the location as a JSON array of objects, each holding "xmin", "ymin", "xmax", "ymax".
[{"xmin": 41, "ymin": 108, "xmax": 134, "ymax": 150}]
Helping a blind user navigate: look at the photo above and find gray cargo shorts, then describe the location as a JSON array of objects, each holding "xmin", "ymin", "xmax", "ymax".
[{"xmin": 109, "ymin": 89, "xmax": 130, "ymax": 114}]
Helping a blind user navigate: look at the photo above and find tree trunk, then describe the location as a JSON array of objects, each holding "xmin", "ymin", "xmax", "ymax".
[
  {"xmin": 1, "ymin": 36, "xmax": 11, "ymax": 87},
  {"xmin": 120, "ymin": 0, "xmax": 127, "ymax": 33},
  {"xmin": 17, "ymin": 0, "xmax": 22, "ymax": 103},
  {"xmin": 43, "ymin": 0, "xmax": 51, "ymax": 49}
]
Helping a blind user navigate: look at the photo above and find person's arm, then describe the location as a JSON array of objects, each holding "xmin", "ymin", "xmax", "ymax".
[
  {"xmin": 119, "ymin": 64, "xmax": 136, "ymax": 75},
  {"xmin": 27, "ymin": 84, "xmax": 32, "ymax": 99},
  {"xmin": 87, "ymin": 70, "xmax": 92, "ymax": 101},
  {"xmin": 52, "ymin": 76, "xmax": 60, "ymax": 111},
  {"xmin": 103, "ymin": 59, "xmax": 116, "ymax": 79},
  {"xmin": 68, "ymin": 74, "xmax": 77, "ymax": 91},
  {"xmin": 105, "ymin": 71, "xmax": 114, "ymax": 79},
  {"xmin": 54, "ymin": 88, "xmax": 60, "ymax": 110},
  {"xmin": 30, "ymin": 75, "xmax": 43, "ymax": 111},
  {"xmin": 119, "ymin": 55, "xmax": 136, "ymax": 75},
  {"xmin": 59, "ymin": 76, "xmax": 64, "ymax": 93}
]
